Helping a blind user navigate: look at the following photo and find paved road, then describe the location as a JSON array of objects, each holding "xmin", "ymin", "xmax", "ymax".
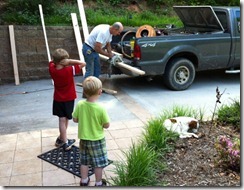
[
  {"xmin": 109, "ymin": 69, "xmax": 240, "ymax": 118},
  {"xmin": 0, "ymin": 69, "xmax": 240, "ymax": 135}
]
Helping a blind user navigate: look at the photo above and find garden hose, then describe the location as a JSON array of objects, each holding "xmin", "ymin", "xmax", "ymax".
[
  {"xmin": 136, "ymin": 24, "xmax": 156, "ymax": 38},
  {"xmin": 120, "ymin": 30, "xmax": 136, "ymax": 59}
]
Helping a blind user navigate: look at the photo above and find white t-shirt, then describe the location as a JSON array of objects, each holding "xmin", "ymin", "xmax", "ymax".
[{"xmin": 85, "ymin": 24, "xmax": 112, "ymax": 49}]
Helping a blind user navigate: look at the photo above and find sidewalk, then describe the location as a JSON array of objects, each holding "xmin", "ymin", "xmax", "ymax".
[
  {"xmin": 0, "ymin": 118, "xmax": 146, "ymax": 186},
  {"xmin": 0, "ymin": 78, "xmax": 152, "ymax": 186}
]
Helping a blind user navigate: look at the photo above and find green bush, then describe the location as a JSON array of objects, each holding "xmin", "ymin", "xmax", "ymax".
[
  {"xmin": 142, "ymin": 105, "xmax": 205, "ymax": 152},
  {"xmin": 110, "ymin": 105, "xmax": 205, "ymax": 186},
  {"xmin": 4, "ymin": 0, "xmax": 56, "ymax": 15},
  {"xmin": 2, "ymin": 0, "xmax": 57, "ymax": 25},
  {"xmin": 0, "ymin": 0, "xmax": 240, "ymax": 25},
  {"xmin": 142, "ymin": 118, "xmax": 179, "ymax": 152},
  {"xmin": 217, "ymin": 99, "xmax": 240, "ymax": 130},
  {"xmin": 110, "ymin": 142, "xmax": 162, "ymax": 186}
]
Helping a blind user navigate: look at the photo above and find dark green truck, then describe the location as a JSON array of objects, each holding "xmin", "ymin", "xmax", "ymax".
[{"xmin": 111, "ymin": 6, "xmax": 240, "ymax": 91}]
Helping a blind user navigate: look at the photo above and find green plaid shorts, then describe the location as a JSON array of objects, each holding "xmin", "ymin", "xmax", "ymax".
[{"xmin": 79, "ymin": 138, "xmax": 108, "ymax": 168}]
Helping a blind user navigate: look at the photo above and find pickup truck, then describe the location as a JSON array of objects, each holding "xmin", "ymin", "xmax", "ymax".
[{"xmin": 110, "ymin": 6, "xmax": 240, "ymax": 91}]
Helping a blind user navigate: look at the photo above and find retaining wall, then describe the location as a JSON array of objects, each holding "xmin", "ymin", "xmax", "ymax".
[{"xmin": 0, "ymin": 25, "xmax": 87, "ymax": 85}]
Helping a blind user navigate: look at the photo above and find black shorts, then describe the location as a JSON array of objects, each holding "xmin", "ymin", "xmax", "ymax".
[{"xmin": 52, "ymin": 100, "xmax": 74, "ymax": 120}]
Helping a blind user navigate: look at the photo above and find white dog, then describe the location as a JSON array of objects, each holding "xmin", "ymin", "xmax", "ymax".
[{"xmin": 163, "ymin": 116, "xmax": 199, "ymax": 138}]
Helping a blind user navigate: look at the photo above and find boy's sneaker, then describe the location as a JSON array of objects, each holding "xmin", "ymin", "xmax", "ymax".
[
  {"xmin": 95, "ymin": 179, "xmax": 107, "ymax": 186},
  {"xmin": 63, "ymin": 139, "xmax": 76, "ymax": 151},
  {"xmin": 80, "ymin": 177, "xmax": 90, "ymax": 186},
  {"xmin": 55, "ymin": 137, "xmax": 65, "ymax": 147}
]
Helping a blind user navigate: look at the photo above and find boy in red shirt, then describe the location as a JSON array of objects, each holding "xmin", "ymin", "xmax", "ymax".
[{"xmin": 49, "ymin": 48, "xmax": 86, "ymax": 151}]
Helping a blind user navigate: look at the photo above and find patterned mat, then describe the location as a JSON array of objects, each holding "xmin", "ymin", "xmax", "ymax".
[{"xmin": 37, "ymin": 145, "xmax": 113, "ymax": 177}]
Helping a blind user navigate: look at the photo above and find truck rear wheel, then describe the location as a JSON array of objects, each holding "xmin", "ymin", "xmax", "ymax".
[{"xmin": 163, "ymin": 58, "xmax": 195, "ymax": 90}]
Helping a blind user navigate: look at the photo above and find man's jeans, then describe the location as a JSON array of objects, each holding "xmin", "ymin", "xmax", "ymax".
[{"xmin": 82, "ymin": 43, "xmax": 100, "ymax": 78}]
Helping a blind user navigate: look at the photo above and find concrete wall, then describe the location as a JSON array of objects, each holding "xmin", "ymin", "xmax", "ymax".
[{"xmin": 0, "ymin": 25, "xmax": 84, "ymax": 85}]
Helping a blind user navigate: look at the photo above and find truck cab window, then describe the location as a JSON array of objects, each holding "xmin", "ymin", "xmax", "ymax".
[
  {"xmin": 215, "ymin": 11, "xmax": 228, "ymax": 32},
  {"xmin": 235, "ymin": 11, "xmax": 240, "ymax": 33}
]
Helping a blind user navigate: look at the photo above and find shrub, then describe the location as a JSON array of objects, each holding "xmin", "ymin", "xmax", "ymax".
[
  {"xmin": 110, "ymin": 142, "xmax": 162, "ymax": 186},
  {"xmin": 160, "ymin": 105, "xmax": 204, "ymax": 121},
  {"xmin": 142, "ymin": 105, "xmax": 205, "ymax": 152},
  {"xmin": 217, "ymin": 98, "xmax": 240, "ymax": 130},
  {"xmin": 4, "ymin": 0, "xmax": 56, "ymax": 15},
  {"xmin": 2, "ymin": 0, "xmax": 56, "ymax": 25},
  {"xmin": 214, "ymin": 135, "xmax": 240, "ymax": 172},
  {"xmin": 142, "ymin": 118, "xmax": 179, "ymax": 152}
]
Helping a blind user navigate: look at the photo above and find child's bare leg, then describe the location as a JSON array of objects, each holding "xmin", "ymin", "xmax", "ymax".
[
  {"xmin": 65, "ymin": 118, "xmax": 69, "ymax": 129},
  {"xmin": 80, "ymin": 165, "xmax": 89, "ymax": 180},
  {"xmin": 59, "ymin": 117, "xmax": 67, "ymax": 142},
  {"xmin": 94, "ymin": 167, "xmax": 103, "ymax": 182}
]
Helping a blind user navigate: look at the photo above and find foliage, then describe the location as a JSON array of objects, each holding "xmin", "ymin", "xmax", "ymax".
[
  {"xmin": 0, "ymin": 0, "xmax": 239, "ymax": 26},
  {"xmin": 45, "ymin": 2, "xmax": 79, "ymax": 26},
  {"xmin": 142, "ymin": 105, "xmax": 205, "ymax": 152},
  {"xmin": 217, "ymin": 98, "xmax": 240, "ymax": 130},
  {"xmin": 214, "ymin": 136, "xmax": 240, "ymax": 172},
  {"xmin": 142, "ymin": 117, "xmax": 179, "ymax": 152},
  {"xmin": 111, "ymin": 105, "xmax": 204, "ymax": 186},
  {"xmin": 146, "ymin": 0, "xmax": 240, "ymax": 6},
  {"xmin": 160, "ymin": 105, "xmax": 204, "ymax": 121},
  {"xmin": 1, "ymin": 0, "xmax": 56, "ymax": 25},
  {"xmin": 108, "ymin": 0, "xmax": 130, "ymax": 6},
  {"xmin": 110, "ymin": 142, "xmax": 162, "ymax": 186}
]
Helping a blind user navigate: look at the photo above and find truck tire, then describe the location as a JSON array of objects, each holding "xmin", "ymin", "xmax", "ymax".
[{"xmin": 163, "ymin": 58, "xmax": 195, "ymax": 91}]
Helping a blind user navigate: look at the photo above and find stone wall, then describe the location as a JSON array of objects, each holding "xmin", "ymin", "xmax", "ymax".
[{"xmin": 0, "ymin": 25, "xmax": 83, "ymax": 85}]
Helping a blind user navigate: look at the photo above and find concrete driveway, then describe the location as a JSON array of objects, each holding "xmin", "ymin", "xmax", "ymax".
[
  {"xmin": 0, "ymin": 69, "xmax": 240, "ymax": 135},
  {"xmin": 0, "ymin": 69, "xmax": 240, "ymax": 186}
]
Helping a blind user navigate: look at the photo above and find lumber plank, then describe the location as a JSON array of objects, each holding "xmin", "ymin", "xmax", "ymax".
[
  {"xmin": 39, "ymin": 4, "xmax": 51, "ymax": 62},
  {"xmin": 76, "ymin": 83, "xmax": 117, "ymax": 95},
  {"xmin": 71, "ymin": 13, "xmax": 86, "ymax": 75},
  {"xmin": 9, "ymin": 25, "xmax": 20, "ymax": 85}
]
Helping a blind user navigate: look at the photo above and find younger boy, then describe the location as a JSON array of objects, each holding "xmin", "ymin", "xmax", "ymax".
[
  {"xmin": 72, "ymin": 76, "xmax": 110, "ymax": 186},
  {"xmin": 49, "ymin": 48, "xmax": 86, "ymax": 151}
]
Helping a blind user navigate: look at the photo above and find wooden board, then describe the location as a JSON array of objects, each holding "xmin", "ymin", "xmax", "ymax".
[
  {"xmin": 76, "ymin": 83, "xmax": 117, "ymax": 95},
  {"xmin": 71, "ymin": 13, "xmax": 86, "ymax": 75},
  {"xmin": 39, "ymin": 4, "xmax": 51, "ymax": 62},
  {"xmin": 77, "ymin": 0, "xmax": 89, "ymax": 40},
  {"xmin": 39, "ymin": 4, "xmax": 53, "ymax": 85},
  {"xmin": 9, "ymin": 25, "xmax": 20, "ymax": 85}
]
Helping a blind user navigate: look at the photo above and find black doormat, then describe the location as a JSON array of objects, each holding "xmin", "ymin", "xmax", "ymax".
[{"xmin": 37, "ymin": 145, "xmax": 113, "ymax": 178}]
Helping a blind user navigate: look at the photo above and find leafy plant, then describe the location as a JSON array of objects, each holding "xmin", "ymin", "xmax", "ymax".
[
  {"xmin": 160, "ymin": 105, "xmax": 204, "ymax": 120},
  {"xmin": 142, "ymin": 117, "xmax": 179, "ymax": 152},
  {"xmin": 217, "ymin": 98, "xmax": 240, "ymax": 130},
  {"xmin": 110, "ymin": 142, "xmax": 162, "ymax": 186},
  {"xmin": 142, "ymin": 105, "xmax": 205, "ymax": 152},
  {"xmin": 1, "ymin": 0, "xmax": 57, "ymax": 25},
  {"xmin": 214, "ymin": 135, "xmax": 240, "ymax": 172}
]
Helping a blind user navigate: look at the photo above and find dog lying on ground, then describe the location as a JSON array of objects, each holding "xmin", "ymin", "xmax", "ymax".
[{"xmin": 163, "ymin": 116, "xmax": 199, "ymax": 138}]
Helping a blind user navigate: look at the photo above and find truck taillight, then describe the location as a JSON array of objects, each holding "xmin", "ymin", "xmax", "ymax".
[{"xmin": 133, "ymin": 43, "xmax": 141, "ymax": 60}]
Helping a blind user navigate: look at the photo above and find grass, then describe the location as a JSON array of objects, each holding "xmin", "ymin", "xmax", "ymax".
[
  {"xmin": 142, "ymin": 118, "xmax": 179, "ymax": 152},
  {"xmin": 109, "ymin": 142, "xmax": 163, "ymax": 186},
  {"xmin": 217, "ymin": 98, "xmax": 240, "ymax": 130},
  {"xmin": 110, "ymin": 105, "xmax": 204, "ymax": 186},
  {"xmin": 109, "ymin": 101, "xmax": 240, "ymax": 186},
  {"xmin": 0, "ymin": 1, "xmax": 183, "ymax": 27}
]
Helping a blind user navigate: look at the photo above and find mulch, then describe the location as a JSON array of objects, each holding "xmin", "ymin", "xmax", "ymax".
[{"xmin": 158, "ymin": 121, "xmax": 240, "ymax": 186}]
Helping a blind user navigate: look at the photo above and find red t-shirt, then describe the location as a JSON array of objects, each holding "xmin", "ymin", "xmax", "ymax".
[{"xmin": 49, "ymin": 61, "xmax": 81, "ymax": 102}]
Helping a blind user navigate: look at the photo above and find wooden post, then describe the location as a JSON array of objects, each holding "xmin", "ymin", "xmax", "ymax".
[
  {"xmin": 71, "ymin": 13, "xmax": 86, "ymax": 75},
  {"xmin": 39, "ymin": 4, "xmax": 51, "ymax": 62},
  {"xmin": 77, "ymin": 0, "xmax": 89, "ymax": 41},
  {"xmin": 9, "ymin": 25, "xmax": 20, "ymax": 85},
  {"xmin": 39, "ymin": 4, "xmax": 54, "ymax": 85}
]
